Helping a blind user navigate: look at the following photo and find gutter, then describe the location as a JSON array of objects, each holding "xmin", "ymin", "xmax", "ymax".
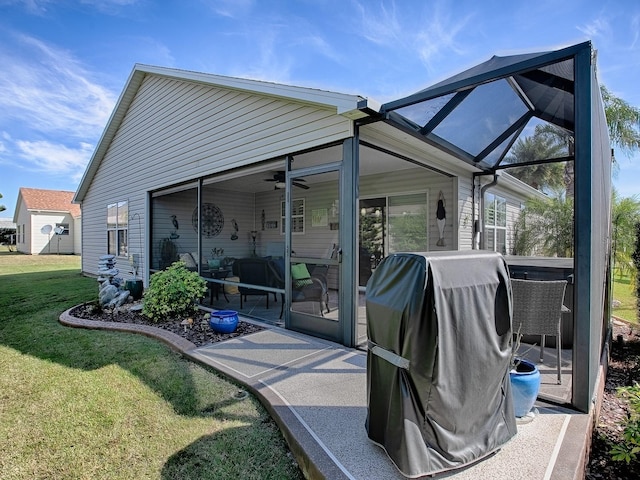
[{"xmin": 476, "ymin": 172, "xmax": 501, "ymax": 250}]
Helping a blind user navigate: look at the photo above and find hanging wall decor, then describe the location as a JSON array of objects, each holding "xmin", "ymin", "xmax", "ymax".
[
  {"xmin": 230, "ymin": 218, "xmax": 239, "ymax": 240},
  {"xmin": 436, "ymin": 191, "xmax": 446, "ymax": 246},
  {"xmin": 192, "ymin": 203, "xmax": 224, "ymax": 238}
]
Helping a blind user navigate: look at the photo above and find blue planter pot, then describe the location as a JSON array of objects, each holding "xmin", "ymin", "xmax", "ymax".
[
  {"xmin": 510, "ymin": 359, "xmax": 541, "ymax": 418},
  {"xmin": 209, "ymin": 310, "xmax": 239, "ymax": 334}
]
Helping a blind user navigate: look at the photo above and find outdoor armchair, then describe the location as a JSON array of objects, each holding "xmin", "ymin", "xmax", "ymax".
[{"xmin": 510, "ymin": 278, "xmax": 569, "ymax": 384}]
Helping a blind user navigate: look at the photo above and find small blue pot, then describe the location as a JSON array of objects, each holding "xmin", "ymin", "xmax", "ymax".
[
  {"xmin": 209, "ymin": 310, "xmax": 239, "ymax": 334},
  {"xmin": 510, "ymin": 359, "xmax": 541, "ymax": 417}
]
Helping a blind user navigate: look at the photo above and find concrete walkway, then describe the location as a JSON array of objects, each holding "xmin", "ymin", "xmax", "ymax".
[{"xmin": 60, "ymin": 310, "xmax": 592, "ymax": 479}]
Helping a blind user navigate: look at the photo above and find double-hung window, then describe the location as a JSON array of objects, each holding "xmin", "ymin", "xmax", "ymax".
[
  {"xmin": 281, "ymin": 199, "xmax": 305, "ymax": 234},
  {"xmin": 107, "ymin": 201, "xmax": 128, "ymax": 257},
  {"xmin": 484, "ymin": 193, "xmax": 507, "ymax": 254}
]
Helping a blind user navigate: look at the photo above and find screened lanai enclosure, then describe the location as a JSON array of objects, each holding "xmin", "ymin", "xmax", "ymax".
[
  {"xmin": 76, "ymin": 40, "xmax": 610, "ymax": 414},
  {"xmin": 149, "ymin": 142, "xmax": 456, "ymax": 345}
]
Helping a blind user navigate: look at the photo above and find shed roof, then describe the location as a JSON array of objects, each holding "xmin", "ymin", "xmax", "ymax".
[{"xmin": 17, "ymin": 187, "xmax": 81, "ymax": 219}]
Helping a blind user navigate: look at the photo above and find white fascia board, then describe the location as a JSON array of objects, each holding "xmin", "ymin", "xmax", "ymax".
[
  {"xmin": 136, "ymin": 64, "xmax": 376, "ymax": 118},
  {"xmin": 496, "ymin": 172, "xmax": 548, "ymax": 200}
]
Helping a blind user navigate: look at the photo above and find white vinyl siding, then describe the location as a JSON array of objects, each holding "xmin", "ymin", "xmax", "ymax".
[{"xmin": 80, "ymin": 74, "xmax": 352, "ymax": 279}]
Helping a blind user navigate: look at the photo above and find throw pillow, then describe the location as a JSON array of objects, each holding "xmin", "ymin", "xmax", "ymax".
[
  {"xmin": 291, "ymin": 263, "xmax": 313, "ymax": 288},
  {"xmin": 179, "ymin": 252, "xmax": 197, "ymax": 269}
]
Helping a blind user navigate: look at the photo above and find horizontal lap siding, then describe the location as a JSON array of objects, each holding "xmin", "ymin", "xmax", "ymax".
[
  {"xmin": 81, "ymin": 74, "xmax": 352, "ymax": 278},
  {"xmin": 457, "ymin": 176, "xmax": 474, "ymax": 250}
]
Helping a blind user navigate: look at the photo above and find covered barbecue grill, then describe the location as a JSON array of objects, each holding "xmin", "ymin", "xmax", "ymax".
[{"xmin": 365, "ymin": 251, "xmax": 517, "ymax": 477}]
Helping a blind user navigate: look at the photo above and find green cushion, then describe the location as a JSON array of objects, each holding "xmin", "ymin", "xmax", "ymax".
[
  {"xmin": 291, "ymin": 263, "xmax": 311, "ymax": 280},
  {"xmin": 291, "ymin": 263, "xmax": 313, "ymax": 288}
]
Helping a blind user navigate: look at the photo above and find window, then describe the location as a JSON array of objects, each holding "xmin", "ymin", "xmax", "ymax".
[
  {"xmin": 107, "ymin": 201, "xmax": 128, "ymax": 256},
  {"xmin": 281, "ymin": 199, "xmax": 305, "ymax": 234},
  {"xmin": 388, "ymin": 192, "xmax": 428, "ymax": 253},
  {"xmin": 17, "ymin": 225, "xmax": 21, "ymax": 244},
  {"xmin": 485, "ymin": 193, "xmax": 507, "ymax": 254},
  {"xmin": 55, "ymin": 223, "xmax": 69, "ymax": 235}
]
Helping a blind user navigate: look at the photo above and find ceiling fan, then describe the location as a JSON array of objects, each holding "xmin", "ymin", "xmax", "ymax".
[{"xmin": 264, "ymin": 171, "xmax": 309, "ymax": 190}]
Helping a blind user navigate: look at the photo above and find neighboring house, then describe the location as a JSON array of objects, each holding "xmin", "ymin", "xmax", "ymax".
[
  {"xmin": 0, "ymin": 217, "xmax": 17, "ymax": 248},
  {"xmin": 74, "ymin": 41, "xmax": 610, "ymax": 414},
  {"xmin": 13, "ymin": 188, "xmax": 81, "ymax": 255}
]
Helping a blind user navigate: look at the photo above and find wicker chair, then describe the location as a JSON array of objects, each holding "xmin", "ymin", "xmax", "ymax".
[{"xmin": 511, "ymin": 278, "xmax": 569, "ymax": 384}]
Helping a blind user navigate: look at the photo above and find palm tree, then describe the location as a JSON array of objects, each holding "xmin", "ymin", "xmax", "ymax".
[
  {"xmin": 0, "ymin": 193, "xmax": 5, "ymax": 213},
  {"xmin": 601, "ymin": 85, "xmax": 640, "ymax": 159},
  {"xmin": 611, "ymin": 188, "xmax": 640, "ymax": 279},
  {"xmin": 511, "ymin": 190, "xmax": 574, "ymax": 258},
  {"xmin": 506, "ymin": 124, "xmax": 567, "ymax": 192}
]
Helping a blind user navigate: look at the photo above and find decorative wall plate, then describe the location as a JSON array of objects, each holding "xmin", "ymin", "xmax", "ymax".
[{"xmin": 192, "ymin": 203, "xmax": 224, "ymax": 237}]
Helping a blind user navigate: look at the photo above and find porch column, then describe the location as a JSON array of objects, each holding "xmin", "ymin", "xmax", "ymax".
[{"xmin": 341, "ymin": 134, "xmax": 359, "ymax": 347}]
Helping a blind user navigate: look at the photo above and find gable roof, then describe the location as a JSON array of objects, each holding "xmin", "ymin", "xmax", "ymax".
[
  {"xmin": 16, "ymin": 187, "xmax": 81, "ymax": 221},
  {"xmin": 74, "ymin": 64, "xmax": 379, "ymax": 203}
]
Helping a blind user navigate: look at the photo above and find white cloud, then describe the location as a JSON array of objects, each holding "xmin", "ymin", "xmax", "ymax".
[
  {"xmin": 203, "ymin": 0, "xmax": 254, "ymax": 18},
  {"xmin": 352, "ymin": 0, "xmax": 471, "ymax": 70},
  {"xmin": 577, "ymin": 17, "xmax": 611, "ymax": 39},
  {"xmin": 14, "ymin": 140, "xmax": 94, "ymax": 181},
  {"xmin": 229, "ymin": 26, "xmax": 293, "ymax": 83},
  {"xmin": 0, "ymin": 33, "xmax": 116, "ymax": 139}
]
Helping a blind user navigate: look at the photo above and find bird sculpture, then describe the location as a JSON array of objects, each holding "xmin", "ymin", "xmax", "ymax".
[{"xmin": 169, "ymin": 215, "xmax": 180, "ymax": 239}]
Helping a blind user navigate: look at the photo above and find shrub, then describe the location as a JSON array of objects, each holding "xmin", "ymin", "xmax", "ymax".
[
  {"xmin": 142, "ymin": 261, "xmax": 207, "ymax": 321},
  {"xmin": 610, "ymin": 383, "xmax": 640, "ymax": 464}
]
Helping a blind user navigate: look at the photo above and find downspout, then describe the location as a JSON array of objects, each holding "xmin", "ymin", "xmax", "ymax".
[{"xmin": 479, "ymin": 172, "xmax": 501, "ymax": 250}]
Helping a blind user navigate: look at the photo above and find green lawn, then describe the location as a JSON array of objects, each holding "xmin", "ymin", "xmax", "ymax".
[
  {"xmin": 612, "ymin": 273, "xmax": 638, "ymax": 324},
  {"xmin": 0, "ymin": 251, "xmax": 303, "ymax": 480}
]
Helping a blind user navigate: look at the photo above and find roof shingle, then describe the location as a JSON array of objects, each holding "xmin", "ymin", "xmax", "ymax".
[{"xmin": 19, "ymin": 187, "xmax": 81, "ymax": 218}]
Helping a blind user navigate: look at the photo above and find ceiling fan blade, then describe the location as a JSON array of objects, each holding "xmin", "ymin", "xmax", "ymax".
[{"xmin": 293, "ymin": 181, "xmax": 310, "ymax": 190}]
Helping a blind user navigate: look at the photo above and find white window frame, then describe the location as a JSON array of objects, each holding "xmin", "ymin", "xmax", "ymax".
[
  {"xmin": 281, "ymin": 198, "xmax": 305, "ymax": 235},
  {"xmin": 107, "ymin": 201, "xmax": 128, "ymax": 257},
  {"xmin": 484, "ymin": 193, "xmax": 507, "ymax": 254},
  {"xmin": 55, "ymin": 223, "xmax": 70, "ymax": 235}
]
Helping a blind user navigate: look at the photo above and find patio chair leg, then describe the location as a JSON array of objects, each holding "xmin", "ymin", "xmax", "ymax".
[{"xmin": 557, "ymin": 329, "xmax": 562, "ymax": 385}]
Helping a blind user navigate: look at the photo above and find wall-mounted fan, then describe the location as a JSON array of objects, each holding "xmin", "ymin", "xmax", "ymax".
[{"xmin": 264, "ymin": 171, "xmax": 309, "ymax": 190}]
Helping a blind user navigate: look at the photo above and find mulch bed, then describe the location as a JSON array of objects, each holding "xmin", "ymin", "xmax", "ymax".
[
  {"xmin": 69, "ymin": 302, "xmax": 264, "ymax": 348},
  {"xmin": 586, "ymin": 319, "xmax": 640, "ymax": 479}
]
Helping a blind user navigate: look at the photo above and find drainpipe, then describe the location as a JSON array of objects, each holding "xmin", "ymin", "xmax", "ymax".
[{"xmin": 479, "ymin": 172, "xmax": 501, "ymax": 250}]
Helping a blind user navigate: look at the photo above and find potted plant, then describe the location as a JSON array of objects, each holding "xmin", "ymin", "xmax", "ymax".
[
  {"xmin": 509, "ymin": 331, "xmax": 540, "ymax": 419},
  {"xmin": 208, "ymin": 248, "xmax": 224, "ymax": 269},
  {"xmin": 125, "ymin": 253, "xmax": 144, "ymax": 300}
]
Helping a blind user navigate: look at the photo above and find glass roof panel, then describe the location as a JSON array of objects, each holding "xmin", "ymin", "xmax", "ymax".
[
  {"xmin": 431, "ymin": 79, "xmax": 529, "ymax": 156},
  {"xmin": 501, "ymin": 117, "xmax": 572, "ymax": 166},
  {"xmin": 481, "ymin": 130, "xmax": 521, "ymax": 169},
  {"xmin": 394, "ymin": 93, "xmax": 455, "ymax": 129}
]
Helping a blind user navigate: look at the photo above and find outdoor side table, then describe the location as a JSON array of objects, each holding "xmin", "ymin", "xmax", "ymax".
[{"xmin": 205, "ymin": 268, "xmax": 231, "ymax": 303}]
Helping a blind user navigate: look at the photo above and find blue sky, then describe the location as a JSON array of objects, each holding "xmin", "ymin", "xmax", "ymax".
[{"xmin": 1, "ymin": 0, "xmax": 639, "ymax": 218}]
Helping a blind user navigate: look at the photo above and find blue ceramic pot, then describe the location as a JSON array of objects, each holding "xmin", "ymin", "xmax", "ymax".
[
  {"xmin": 209, "ymin": 310, "xmax": 239, "ymax": 334},
  {"xmin": 510, "ymin": 359, "xmax": 541, "ymax": 417}
]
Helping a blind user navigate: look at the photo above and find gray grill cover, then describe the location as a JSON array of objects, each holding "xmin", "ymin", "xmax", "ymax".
[{"xmin": 365, "ymin": 251, "xmax": 516, "ymax": 477}]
